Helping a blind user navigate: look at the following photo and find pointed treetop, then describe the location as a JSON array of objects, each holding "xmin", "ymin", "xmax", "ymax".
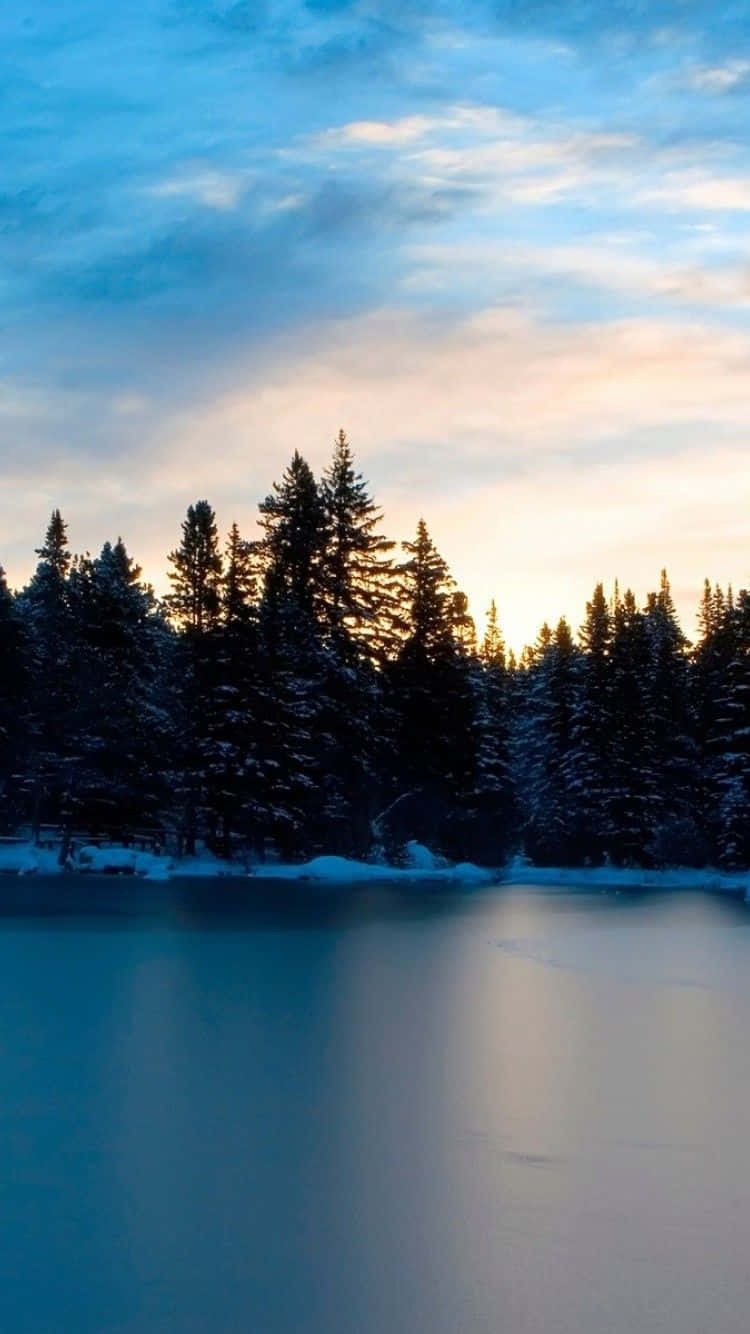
[
  {"xmin": 35, "ymin": 509, "xmax": 70, "ymax": 578},
  {"xmin": 554, "ymin": 616, "xmax": 573, "ymax": 655},
  {"xmin": 167, "ymin": 499, "xmax": 223, "ymax": 632},
  {"xmin": 223, "ymin": 522, "xmax": 257, "ymax": 626},
  {"xmin": 481, "ymin": 598, "xmax": 506, "ymax": 670}
]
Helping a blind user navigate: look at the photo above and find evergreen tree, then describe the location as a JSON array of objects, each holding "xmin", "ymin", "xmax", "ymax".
[
  {"xmin": 319, "ymin": 429, "xmax": 399, "ymax": 663},
  {"xmin": 383, "ymin": 521, "xmax": 480, "ymax": 856},
  {"xmin": 66, "ymin": 539, "xmax": 173, "ymax": 846},
  {"xmin": 481, "ymin": 599, "xmax": 506, "ymax": 671},
  {"xmin": 705, "ymin": 588, "xmax": 750, "ymax": 866},
  {"xmin": 166, "ymin": 500, "xmax": 222, "ymax": 633},
  {"xmin": 257, "ymin": 452, "xmax": 326, "ymax": 620},
  {"xmin": 471, "ymin": 600, "xmax": 514, "ymax": 861},
  {"xmin": 0, "ymin": 567, "xmax": 27, "ymax": 830},
  {"xmin": 18, "ymin": 511, "xmax": 76, "ymax": 841},
  {"xmin": 514, "ymin": 617, "xmax": 580, "ymax": 863},
  {"xmin": 563, "ymin": 583, "xmax": 614, "ymax": 861},
  {"xmin": 207, "ymin": 525, "xmax": 264, "ymax": 857},
  {"xmin": 254, "ymin": 454, "xmax": 330, "ymax": 855},
  {"xmin": 693, "ymin": 580, "xmax": 734, "ymax": 861},
  {"xmin": 608, "ymin": 589, "xmax": 657, "ymax": 863},
  {"xmin": 166, "ymin": 501, "xmax": 223, "ymax": 853},
  {"xmin": 642, "ymin": 569, "xmax": 697, "ymax": 862}
]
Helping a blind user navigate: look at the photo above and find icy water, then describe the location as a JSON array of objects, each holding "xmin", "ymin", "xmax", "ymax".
[{"xmin": 1, "ymin": 881, "xmax": 749, "ymax": 1333}]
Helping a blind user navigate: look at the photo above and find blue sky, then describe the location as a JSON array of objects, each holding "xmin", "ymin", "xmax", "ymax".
[{"xmin": 2, "ymin": 0, "xmax": 750, "ymax": 647}]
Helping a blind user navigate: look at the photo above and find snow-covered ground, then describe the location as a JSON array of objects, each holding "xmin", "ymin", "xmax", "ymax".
[
  {"xmin": 0, "ymin": 839, "xmax": 494, "ymax": 885},
  {"xmin": 259, "ymin": 849, "xmax": 494, "ymax": 885},
  {"xmin": 500, "ymin": 857, "xmax": 750, "ymax": 897},
  {"xmin": 0, "ymin": 840, "xmax": 748, "ymax": 897}
]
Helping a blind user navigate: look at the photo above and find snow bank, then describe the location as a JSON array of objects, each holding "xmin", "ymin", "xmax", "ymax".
[
  {"xmin": 260, "ymin": 854, "xmax": 495, "ymax": 885},
  {"xmin": 0, "ymin": 843, "xmax": 64, "ymax": 876},
  {"xmin": 404, "ymin": 841, "xmax": 445, "ymax": 871},
  {"xmin": 501, "ymin": 862, "xmax": 750, "ymax": 897},
  {"xmin": 3, "ymin": 839, "xmax": 747, "ymax": 897},
  {"xmin": 76, "ymin": 845, "xmax": 175, "ymax": 879}
]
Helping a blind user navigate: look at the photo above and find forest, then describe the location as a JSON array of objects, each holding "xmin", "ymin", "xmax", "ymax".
[{"xmin": 0, "ymin": 431, "xmax": 748, "ymax": 870}]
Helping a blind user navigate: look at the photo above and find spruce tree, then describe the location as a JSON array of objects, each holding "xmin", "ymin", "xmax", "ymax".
[
  {"xmin": 255, "ymin": 453, "xmax": 330, "ymax": 855},
  {"xmin": 563, "ymin": 583, "xmax": 614, "ymax": 861},
  {"xmin": 208, "ymin": 525, "xmax": 264, "ymax": 857},
  {"xmin": 608, "ymin": 589, "xmax": 657, "ymax": 863},
  {"xmin": 0, "ymin": 567, "xmax": 27, "ymax": 831},
  {"xmin": 471, "ymin": 600, "xmax": 514, "ymax": 861},
  {"xmin": 707, "ymin": 588, "xmax": 750, "ymax": 866},
  {"xmin": 514, "ymin": 617, "xmax": 579, "ymax": 863},
  {"xmin": 481, "ymin": 599, "xmax": 506, "ymax": 672},
  {"xmin": 319, "ymin": 429, "xmax": 399, "ymax": 663},
  {"xmin": 642, "ymin": 569, "xmax": 697, "ymax": 862},
  {"xmin": 166, "ymin": 501, "xmax": 223, "ymax": 853},
  {"xmin": 18, "ymin": 511, "xmax": 76, "ymax": 841},
  {"xmin": 383, "ymin": 520, "xmax": 480, "ymax": 856},
  {"xmin": 67, "ymin": 539, "xmax": 172, "ymax": 845},
  {"xmin": 166, "ymin": 500, "xmax": 222, "ymax": 633}
]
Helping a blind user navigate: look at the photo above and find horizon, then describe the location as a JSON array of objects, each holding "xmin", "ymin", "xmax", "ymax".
[
  {"xmin": 1, "ymin": 474, "xmax": 730, "ymax": 655},
  {"xmin": 2, "ymin": 1, "xmax": 750, "ymax": 650}
]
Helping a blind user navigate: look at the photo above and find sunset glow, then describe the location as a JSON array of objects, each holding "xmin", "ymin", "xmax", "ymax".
[{"xmin": 2, "ymin": 2, "xmax": 749, "ymax": 648}]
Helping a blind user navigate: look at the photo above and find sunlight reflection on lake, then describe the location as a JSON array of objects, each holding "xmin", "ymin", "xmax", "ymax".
[{"xmin": 0, "ymin": 883, "xmax": 747, "ymax": 1332}]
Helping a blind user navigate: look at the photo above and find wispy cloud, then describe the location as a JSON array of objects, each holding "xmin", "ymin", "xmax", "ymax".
[
  {"xmin": 642, "ymin": 171, "xmax": 750, "ymax": 212},
  {"xmin": 688, "ymin": 60, "xmax": 750, "ymax": 93},
  {"xmin": 407, "ymin": 238, "xmax": 750, "ymax": 312},
  {"xmin": 5, "ymin": 302, "xmax": 742, "ymax": 649},
  {"xmin": 3, "ymin": 0, "xmax": 750, "ymax": 649},
  {"xmin": 147, "ymin": 166, "xmax": 249, "ymax": 211}
]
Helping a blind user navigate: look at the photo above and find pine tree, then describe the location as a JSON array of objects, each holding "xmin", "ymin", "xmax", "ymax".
[
  {"xmin": 693, "ymin": 580, "xmax": 734, "ymax": 862},
  {"xmin": 166, "ymin": 501, "xmax": 222, "ymax": 633},
  {"xmin": 514, "ymin": 617, "xmax": 580, "ymax": 863},
  {"xmin": 166, "ymin": 501, "xmax": 224, "ymax": 853},
  {"xmin": 0, "ymin": 567, "xmax": 27, "ymax": 831},
  {"xmin": 471, "ymin": 600, "xmax": 514, "ymax": 861},
  {"xmin": 319, "ymin": 429, "xmax": 399, "ymax": 663},
  {"xmin": 563, "ymin": 583, "xmax": 614, "ymax": 861},
  {"xmin": 706, "ymin": 588, "xmax": 750, "ymax": 867},
  {"xmin": 18, "ymin": 511, "xmax": 76, "ymax": 841},
  {"xmin": 315, "ymin": 432, "xmax": 401, "ymax": 851},
  {"xmin": 642, "ymin": 569, "xmax": 697, "ymax": 862},
  {"xmin": 207, "ymin": 525, "xmax": 264, "ymax": 857},
  {"xmin": 608, "ymin": 589, "xmax": 657, "ymax": 863},
  {"xmin": 254, "ymin": 454, "xmax": 331, "ymax": 855},
  {"xmin": 66, "ymin": 539, "xmax": 173, "ymax": 845},
  {"xmin": 383, "ymin": 521, "xmax": 480, "ymax": 857},
  {"xmin": 257, "ymin": 452, "xmax": 326, "ymax": 620},
  {"xmin": 481, "ymin": 599, "xmax": 506, "ymax": 671}
]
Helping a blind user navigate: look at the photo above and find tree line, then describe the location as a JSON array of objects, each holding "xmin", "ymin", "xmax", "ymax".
[{"xmin": 0, "ymin": 431, "xmax": 748, "ymax": 868}]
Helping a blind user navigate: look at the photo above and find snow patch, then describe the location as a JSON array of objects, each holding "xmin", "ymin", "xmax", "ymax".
[
  {"xmin": 0, "ymin": 843, "xmax": 63, "ymax": 876},
  {"xmin": 260, "ymin": 854, "xmax": 494, "ymax": 885},
  {"xmin": 404, "ymin": 841, "xmax": 444, "ymax": 871},
  {"xmin": 76, "ymin": 845, "xmax": 176, "ymax": 879}
]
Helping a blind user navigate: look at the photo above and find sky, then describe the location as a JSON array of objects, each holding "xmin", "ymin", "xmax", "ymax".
[{"xmin": 1, "ymin": 0, "xmax": 750, "ymax": 651}]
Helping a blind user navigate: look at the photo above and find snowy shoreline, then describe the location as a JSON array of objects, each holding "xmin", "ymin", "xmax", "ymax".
[{"xmin": 0, "ymin": 841, "xmax": 748, "ymax": 899}]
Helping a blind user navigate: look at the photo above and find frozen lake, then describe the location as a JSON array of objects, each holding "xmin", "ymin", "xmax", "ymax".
[{"xmin": 0, "ymin": 881, "xmax": 749, "ymax": 1332}]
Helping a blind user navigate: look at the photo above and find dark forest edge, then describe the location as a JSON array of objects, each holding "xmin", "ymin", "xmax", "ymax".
[{"xmin": 1, "ymin": 431, "xmax": 748, "ymax": 872}]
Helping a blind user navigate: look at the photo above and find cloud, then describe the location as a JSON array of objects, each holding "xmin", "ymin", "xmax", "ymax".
[
  {"xmin": 3, "ymin": 283, "xmax": 750, "ymax": 648},
  {"xmin": 313, "ymin": 116, "xmax": 437, "ymax": 147},
  {"xmin": 642, "ymin": 171, "xmax": 750, "ymax": 212},
  {"xmin": 147, "ymin": 166, "xmax": 249, "ymax": 210},
  {"xmin": 688, "ymin": 60, "xmax": 750, "ymax": 93},
  {"xmin": 407, "ymin": 238, "xmax": 750, "ymax": 312}
]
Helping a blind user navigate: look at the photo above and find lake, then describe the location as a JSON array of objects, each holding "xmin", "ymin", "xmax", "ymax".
[{"xmin": 0, "ymin": 880, "xmax": 748, "ymax": 1333}]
